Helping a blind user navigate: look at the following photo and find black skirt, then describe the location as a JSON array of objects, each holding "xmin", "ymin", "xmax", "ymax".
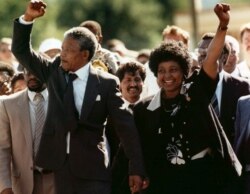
[{"xmin": 145, "ymin": 155, "xmax": 226, "ymax": 194}]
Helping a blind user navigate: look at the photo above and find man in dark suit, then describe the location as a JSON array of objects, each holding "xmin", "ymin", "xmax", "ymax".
[
  {"xmin": 108, "ymin": 61, "xmax": 147, "ymax": 194},
  {"xmin": 11, "ymin": 1, "xmax": 146, "ymax": 194},
  {"xmin": 197, "ymin": 33, "xmax": 250, "ymax": 144},
  {"xmin": 234, "ymin": 95, "xmax": 250, "ymax": 194}
]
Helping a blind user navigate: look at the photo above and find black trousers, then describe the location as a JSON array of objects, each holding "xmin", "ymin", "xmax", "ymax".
[{"xmin": 54, "ymin": 155, "xmax": 111, "ymax": 194}]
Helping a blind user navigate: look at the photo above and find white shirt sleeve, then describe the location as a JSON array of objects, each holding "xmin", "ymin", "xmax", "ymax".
[{"xmin": 19, "ymin": 15, "xmax": 34, "ymax": 25}]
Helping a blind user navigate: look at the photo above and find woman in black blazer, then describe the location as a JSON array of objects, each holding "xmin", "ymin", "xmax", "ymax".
[{"xmin": 133, "ymin": 4, "xmax": 233, "ymax": 194}]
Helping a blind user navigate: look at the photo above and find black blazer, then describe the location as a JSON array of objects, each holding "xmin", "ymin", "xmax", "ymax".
[
  {"xmin": 220, "ymin": 73, "xmax": 250, "ymax": 144},
  {"xmin": 12, "ymin": 19, "xmax": 145, "ymax": 181},
  {"xmin": 134, "ymin": 94, "xmax": 242, "ymax": 181}
]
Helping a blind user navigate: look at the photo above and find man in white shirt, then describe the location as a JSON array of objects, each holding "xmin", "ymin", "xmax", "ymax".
[{"xmin": 237, "ymin": 23, "xmax": 250, "ymax": 79}]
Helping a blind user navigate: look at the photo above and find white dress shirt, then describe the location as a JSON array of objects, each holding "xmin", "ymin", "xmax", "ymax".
[
  {"xmin": 66, "ymin": 63, "xmax": 90, "ymax": 153},
  {"xmin": 213, "ymin": 71, "xmax": 224, "ymax": 112}
]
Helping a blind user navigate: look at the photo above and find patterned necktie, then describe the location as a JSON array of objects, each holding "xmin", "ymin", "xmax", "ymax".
[
  {"xmin": 33, "ymin": 93, "xmax": 45, "ymax": 158},
  {"xmin": 64, "ymin": 73, "xmax": 78, "ymax": 132},
  {"xmin": 211, "ymin": 94, "xmax": 220, "ymax": 117}
]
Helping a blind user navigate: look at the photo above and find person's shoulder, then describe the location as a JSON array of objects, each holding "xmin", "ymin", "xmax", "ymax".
[
  {"xmin": 136, "ymin": 95, "xmax": 154, "ymax": 108},
  {"xmin": 224, "ymin": 72, "xmax": 250, "ymax": 84},
  {"xmin": 2, "ymin": 89, "xmax": 27, "ymax": 101},
  {"xmin": 93, "ymin": 66, "xmax": 119, "ymax": 82},
  {"xmin": 238, "ymin": 94, "xmax": 250, "ymax": 104},
  {"xmin": 100, "ymin": 47, "xmax": 113, "ymax": 55}
]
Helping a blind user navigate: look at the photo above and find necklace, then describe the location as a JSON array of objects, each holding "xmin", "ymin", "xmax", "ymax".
[
  {"xmin": 162, "ymin": 95, "xmax": 181, "ymax": 116},
  {"xmin": 163, "ymin": 103, "xmax": 178, "ymax": 113}
]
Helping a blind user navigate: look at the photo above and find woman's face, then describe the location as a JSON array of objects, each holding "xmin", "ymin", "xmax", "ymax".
[{"xmin": 157, "ymin": 61, "xmax": 184, "ymax": 98}]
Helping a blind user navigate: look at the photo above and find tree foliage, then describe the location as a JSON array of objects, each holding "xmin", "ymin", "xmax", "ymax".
[
  {"xmin": 0, "ymin": 0, "xmax": 178, "ymax": 50},
  {"xmin": 55, "ymin": 0, "xmax": 173, "ymax": 49}
]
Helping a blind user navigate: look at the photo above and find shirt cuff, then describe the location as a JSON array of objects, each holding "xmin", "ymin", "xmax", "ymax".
[{"xmin": 19, "ymin": 15, "xmax": 34, "ymax": 25}]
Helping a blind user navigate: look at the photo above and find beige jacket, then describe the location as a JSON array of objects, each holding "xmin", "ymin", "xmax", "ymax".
[{"xmin": 0, "ymin": 89, "xmax": 54, "ymax": 194}]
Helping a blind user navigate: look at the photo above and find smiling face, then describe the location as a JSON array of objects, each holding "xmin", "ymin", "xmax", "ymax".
[
  {"xmin": 120, "ymin": 71, "xmax": 144, "ymax": 103},
  {"xmin": 157, "ymin": 61, "xmax": 184, "ymax": 99}
]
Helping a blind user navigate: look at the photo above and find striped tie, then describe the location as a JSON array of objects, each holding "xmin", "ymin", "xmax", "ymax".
[
  {"xmin": 33, "ymin": 93, "xmax": 45, "ymax": 158},
  {"xmin": 211, "ymin": 94, "xmax": 220, "ymax": 117}
]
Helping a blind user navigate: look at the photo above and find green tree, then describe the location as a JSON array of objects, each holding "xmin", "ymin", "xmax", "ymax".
[
  {"xmin": 0, "ymin": 1, "xmax": 26, "ymax": 39},
  {"xmin": 0, "ymin": 0, "xmax": 62, "ymax": 49},
  {"xmin": 56, "ymin": 0, "xmax": 168, "ymax": 50}
]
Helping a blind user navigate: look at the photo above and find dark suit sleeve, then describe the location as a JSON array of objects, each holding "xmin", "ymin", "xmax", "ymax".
[
  {"xmin": 107, "ymin": 79, "xmax": 145, "ymax": 177},
  {"xmin": 11, "ymin": 19, "xmax": 55, "ymax": 83}
]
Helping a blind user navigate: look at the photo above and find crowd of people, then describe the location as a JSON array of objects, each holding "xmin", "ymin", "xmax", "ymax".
[{"xmin": 1, "ymin": 1, "xmax": 250, "ymax": 194}]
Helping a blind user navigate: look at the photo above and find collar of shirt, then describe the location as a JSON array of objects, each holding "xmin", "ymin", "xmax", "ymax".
[
  {"xmin": 147, "ymin": 89, "xmax": 161, "ymax": 111},
  {"xmin": 28, "ymin": 88, "xmax": 48, "ymax": 104},
  {"xmin": 69, "ymin": 62, "xmax": 90, "ymax": 82},
  {"xmin": 123, "ymin": 98, "xmax": 140, "ymax": 108},
  {"xmin": 231, "ymin": 67, "xmax": 240, "ymax": 77}
]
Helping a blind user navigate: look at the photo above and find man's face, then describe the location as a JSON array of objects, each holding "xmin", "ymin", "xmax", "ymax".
[
  {"xmin": 0, "ymin": 43, "xmax": 13, "ymax": 63},
  {"xmin": 223, "ymin": 42, "xmax": 238, "ymax": 73},
  {"xmin": 24, "ymin": 69, "xmax": 46, "ymax": 92},
  {"xmin": 241, "ymin": 30, "xmax": 250, "ymax": 56},
  {"xmin": 163, "ymin": 34, "xmax": 186, "ymax": 46},
  {"xmin": 120, "ymin": 71, "xmax": 143, "ymax": 103},
  {"xmin": 60, "ymin": 37, "xmax": 89, "ymax": 72},
  {"xmin": 197, "ymin": 39, "xmax": 212, "ymax": 66}
]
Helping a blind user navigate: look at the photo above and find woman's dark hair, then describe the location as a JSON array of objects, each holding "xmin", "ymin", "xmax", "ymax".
[{"xmin": 149, "ymin": 41, "xmax": 192, "ymax": 78}]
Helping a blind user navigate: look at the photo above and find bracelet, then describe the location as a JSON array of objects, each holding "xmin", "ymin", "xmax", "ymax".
[{"xmin": 218, "ymin": 25, "xmax": 228, "ymax": 31}]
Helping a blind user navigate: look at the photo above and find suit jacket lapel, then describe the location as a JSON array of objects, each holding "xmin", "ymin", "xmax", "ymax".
[
  {"xmin": 58, "ymin": 66, "xmax": 68, "ymax": 99},
  {"xmin": 239, "ymin": 99, "xmax": 250, "ymax": 147},
  {"xmin": 18, "ymin": 90, "xmax": 33, "ymax": 155},
  {"xmin": 80, "ymin": 67, "xmax": 100, "ymax": 121},
  {"xmin": 220, "ymin": 75, "xmax": 229, "ymax": 115}
]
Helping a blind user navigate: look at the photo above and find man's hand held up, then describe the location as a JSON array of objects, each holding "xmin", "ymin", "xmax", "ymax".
[{"xmin": 24, "ymin": 0, "xmax": 47, "ymax": 22}]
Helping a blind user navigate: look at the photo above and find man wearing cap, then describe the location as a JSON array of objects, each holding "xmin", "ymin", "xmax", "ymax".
[{"xmin": 38, "ymin": 38, "xmax": 62, "ymax": 59}]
